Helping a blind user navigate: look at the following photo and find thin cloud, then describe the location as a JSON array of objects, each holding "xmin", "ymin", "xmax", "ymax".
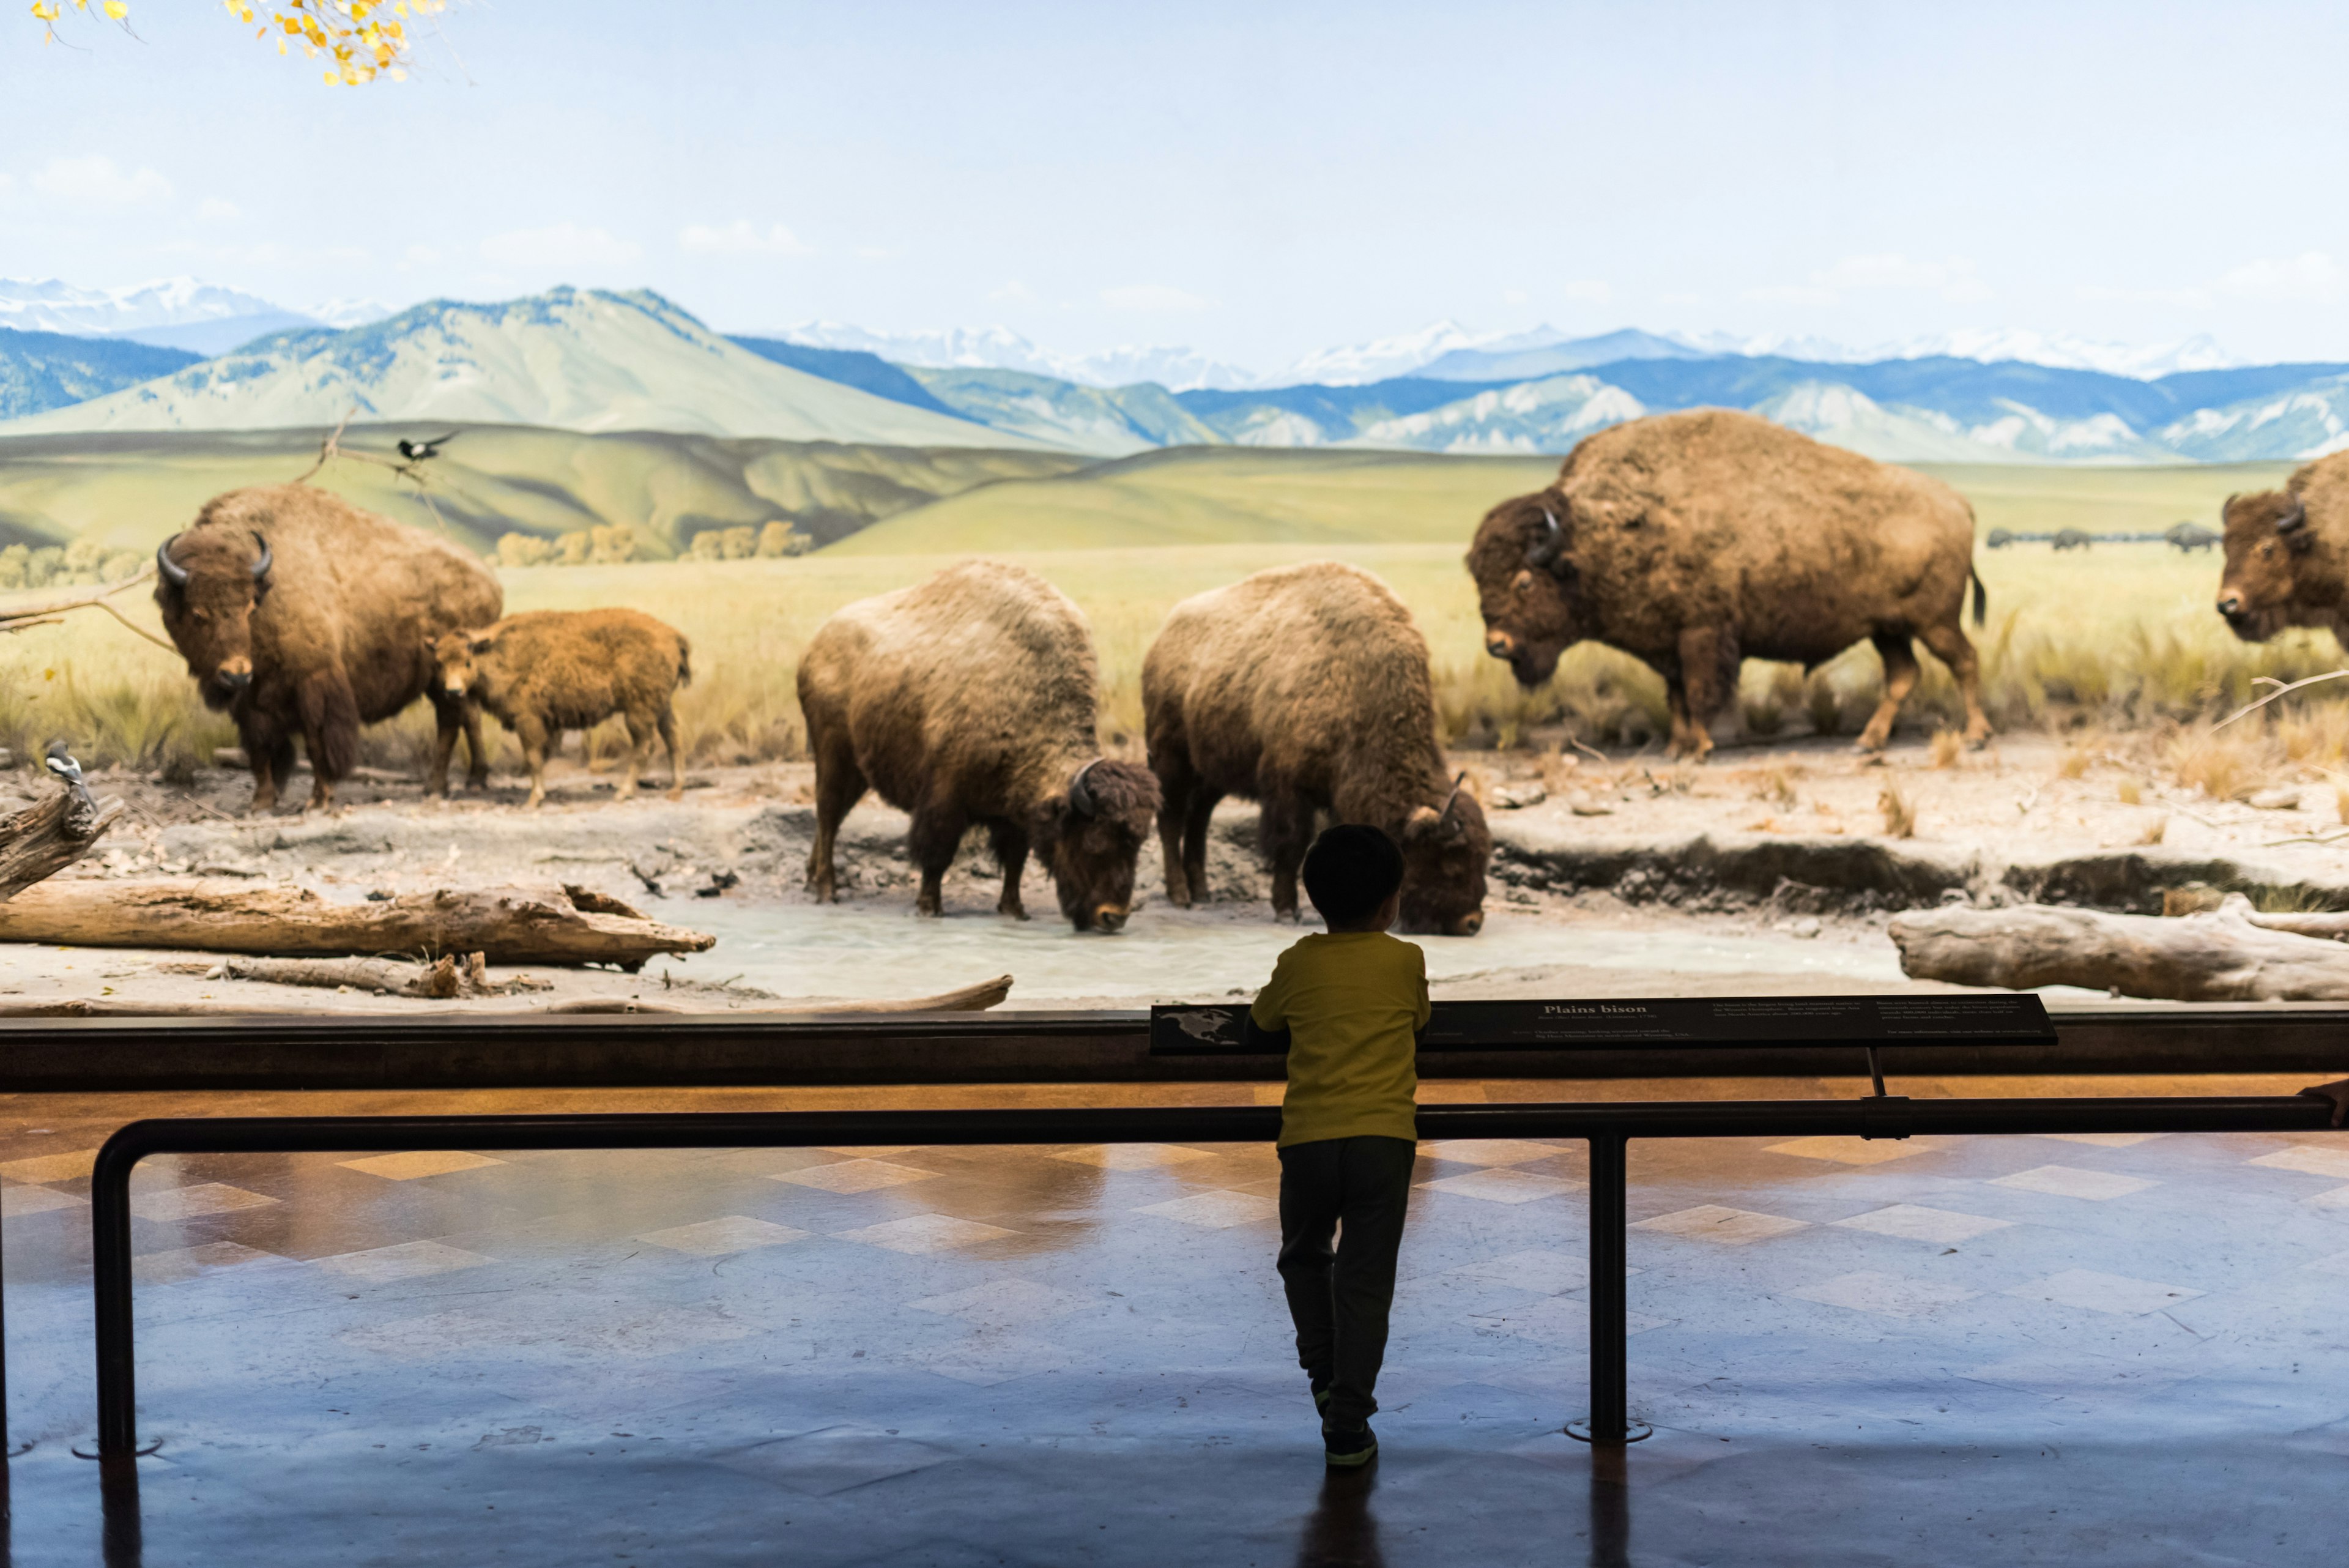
[
  {"xmin": 1101, "ymin": 283, "xmax": 1211, "ymax": 313},
  {"xmin": 31, "ymin": 154, "xmax": 173, "ymax": 210},
  {"xmin": 197, "ymin": 198, "xmax": 240, "ymax": 222},
  {"xmin": 1745, "ymin": 253, "xmax": 1991, "ymax": 307},
  {"xmin": 481, "ymin": 223, "xmax": 642, "ymax": 267},
  {"xmin": 678, "ymin": 220, "xmax": 813, "ymax": 257},
  {"xmin": 2217, "ymin": 251, "xmax": 2343, "ymax": 305}
]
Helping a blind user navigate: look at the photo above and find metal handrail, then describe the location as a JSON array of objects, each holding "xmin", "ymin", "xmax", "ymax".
[{"xmin": 84, "ymin": 1094, "xmax": 2337, "ymax": 1458}]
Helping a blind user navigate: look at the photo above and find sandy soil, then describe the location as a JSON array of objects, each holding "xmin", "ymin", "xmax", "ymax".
[{"xmin": 4, "ymin": 729, "xmax": 2339, "ymax": 1014}]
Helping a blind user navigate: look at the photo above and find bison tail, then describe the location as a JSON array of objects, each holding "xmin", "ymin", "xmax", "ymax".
[
  {"xmin": 676, "ymin": 636, "xmax": 693, "ymax": 688},
  {"xmin": 1969, "ymin": 565, "xmax": 1987, "ymax": 628}
]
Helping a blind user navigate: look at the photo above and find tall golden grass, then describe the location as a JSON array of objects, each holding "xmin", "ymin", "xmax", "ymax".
[{"xmin": 2, "ymin": 541, "xmax": 2342, "ymax": 786}]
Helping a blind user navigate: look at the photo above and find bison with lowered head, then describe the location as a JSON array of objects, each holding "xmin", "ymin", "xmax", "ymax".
[
  {"xmin": 1143, "ymin": 562, "xmax": 1490, "ymax": 936},
  {"xmin": 2216, "ymin": 451, "xmax": 2349, "ymax": 643},
  {"xmin": 431, "ymin": 608, "xmax": 691, "ymax": 809},
  {"xmin": 1468, "ymin": 409, "xmax": 1990, "ymax": 760},
  {"xmin": 155, "ymin": 485, "xmax": 502, "ymax": 812},
  {"xmin": 798, "ymin": 560, "xmax": 1159, "ymax": 932}
]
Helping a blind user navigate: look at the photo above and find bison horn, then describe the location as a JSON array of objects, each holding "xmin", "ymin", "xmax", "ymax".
[
  {"xmin": 2278, "ymin": 496, "xmax": 2308, "ymax": 534},
  {"xmin": 250, "ymin": 532, "xmax": 273, "ymax": 579},
  {"xmin": 1436, "ymin": 770, "xmax": 1469, "ymax": 835},
  {"xmin": 155, "ymin": 534, "xmax": 190, "ymax": 590},
  {"xmin": 1525, "ymin": 505, "xmax": 1569, "ymax": 573},
  {"xmin": 1069, "ymin": 758, "xmax": 1103, "ymax": 818}
]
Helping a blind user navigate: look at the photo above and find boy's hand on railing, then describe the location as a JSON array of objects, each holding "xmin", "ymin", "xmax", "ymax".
[{"xmin": 2298, "ymin": 1079, "xmax": 2349, "ymax": 1128}]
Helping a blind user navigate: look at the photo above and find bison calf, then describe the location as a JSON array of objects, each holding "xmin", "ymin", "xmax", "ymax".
[
  {"xmin": 798, "ymin": 560, "xmax": 1159, "ymax": 932},
  {"xmin": 431, "ymin": 609, "xmax": 691, "ymax": 809},
  {"xmin": 1143, "ymin": 562, "xmax": 1490, "ymax": 936}
]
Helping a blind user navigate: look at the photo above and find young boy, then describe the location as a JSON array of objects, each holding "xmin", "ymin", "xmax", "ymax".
[{"xmin": 1242, "ymin": 823, "xmax": 1429, "ymax": 1469}]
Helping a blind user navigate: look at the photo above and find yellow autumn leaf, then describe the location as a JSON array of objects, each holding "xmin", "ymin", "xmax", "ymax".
[{"xmin": 102, "ymin": 0, "xmax": 125, "ymax": 16}]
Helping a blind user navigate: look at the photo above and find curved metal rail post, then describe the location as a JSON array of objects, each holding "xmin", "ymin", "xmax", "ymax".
[{"xmin": 87, "ymin": 1096, "xmax": 2337, "ymax": 1460}]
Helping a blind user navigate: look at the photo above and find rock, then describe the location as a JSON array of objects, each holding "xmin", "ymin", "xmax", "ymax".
[
  {"xmin": 2247, "ymin": 787, "xmax": 2304, "ymax": 811},
  {"xmin": 1492, "ymin": 783, "xmax": 1547, "ymax": 810},
  {"xmin": 1787, "ymin": 916, "xmax": 1822, "ymax": 939},
  {"xmin": 213, "ymin": 747, "xmax": 249, "ymax": 770}
]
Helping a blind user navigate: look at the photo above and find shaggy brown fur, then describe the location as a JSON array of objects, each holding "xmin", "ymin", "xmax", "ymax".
[
  {"xmin": 1465, "ymin": 409, "xmax": 1990, "ymax": 759},
  {"xmin": 2216, "ymin": 451, "xmax": 2349, "ymax": 644},
  {"xmin": 431, "ymin": 609, "xmax": 692, "ymax": 809},
  {"xmin": 1143, "ymin": 562, "xmax": 1491, "ymax": 935},
  {"xmin": 155, "ymin": 485, "xmax": 502, "ymax": 812},
  {"xmin": 798, "ymin": 559, "xmax": 1160, "ymax": 932}
]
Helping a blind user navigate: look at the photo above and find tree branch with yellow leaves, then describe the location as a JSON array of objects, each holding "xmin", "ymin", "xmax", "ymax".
[{"xmin": 31, "ymin": 0, "xmax": 448, "ymax": 86}]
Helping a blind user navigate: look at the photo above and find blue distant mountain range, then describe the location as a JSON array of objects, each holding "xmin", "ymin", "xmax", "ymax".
[{"xmin": 8, "ymin": 289, "xmax": 2349, "ymax": 466}]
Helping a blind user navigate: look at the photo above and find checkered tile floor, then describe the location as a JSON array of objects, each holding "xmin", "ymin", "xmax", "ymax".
[{"xmin": 3, "ymin": 1076, "xmax": 2348, "ymax": 1565}]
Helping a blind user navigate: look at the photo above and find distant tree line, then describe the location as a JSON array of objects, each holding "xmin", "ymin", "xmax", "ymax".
[
  {"xmin": 0, "ymin": 538, "xmax": 146, "ymax": 592},
  {"xmin": 491, "ymin": 521, "xmax": 814, "ymax": 569}
]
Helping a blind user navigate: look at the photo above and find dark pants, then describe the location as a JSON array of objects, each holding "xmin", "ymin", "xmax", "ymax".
[{"xmin": 1276, "ymin": 1135, "xmax": 1416, "ymax": 1429}]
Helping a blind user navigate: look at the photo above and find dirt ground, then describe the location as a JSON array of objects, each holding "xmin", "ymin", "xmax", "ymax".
[{"xmin": 6, "ymin": 727, "xmax": 2345, "ymax": 1014}]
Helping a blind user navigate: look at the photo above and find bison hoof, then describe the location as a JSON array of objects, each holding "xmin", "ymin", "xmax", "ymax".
[{"xmin": 999, "ymin": 904, "xmax": 1030, "ymax": 921}]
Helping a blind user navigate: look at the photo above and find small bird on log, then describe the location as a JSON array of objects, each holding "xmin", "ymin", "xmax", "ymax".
[{"xmin": 397, "ymin": 431, "xmax": 460, "ymax": 463}]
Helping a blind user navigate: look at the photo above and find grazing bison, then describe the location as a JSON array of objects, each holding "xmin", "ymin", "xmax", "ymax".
[
  {"xmin": 155, "ymin": 485, "xmax": 500, "ymax": 812},
  {"xmin": 2052, "ymin": 528, "xmax": 2094, "ymax": 551},
  {"xmin": 2215, "ymin": 452, "xmax": 2349, "ymax": 642},
  {"xmin": 1466, "ymin": 409, "xmax": 1989, "ymax": 759},
  {"xmin": 1987, "ymin": 527, "xmax": 2017, "ymax": 549},
  {"xmin": 431, "ymin": 609, "xmax": 691, "ymax": 809},
  {"xmin": 798, "ymin": 560, "xmax": 1159, "ymax": 932},
  {"xmin": 1143, "ymin": 562, "xmax": 1490, "ymax": 936},
  {"xmin": 2166, "ymin": 520, "xmax": 2221, "ymax": 554}
]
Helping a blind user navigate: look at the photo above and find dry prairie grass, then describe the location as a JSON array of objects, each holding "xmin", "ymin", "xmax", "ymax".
[{"xmin": 4, "ymin": 538, "xmax": 2347, "ymax": 779}]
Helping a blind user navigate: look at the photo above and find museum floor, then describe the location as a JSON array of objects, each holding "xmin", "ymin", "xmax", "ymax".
[{"xmin": 1, "ymin": 1074, "xmax": 2345, "ymax": 1566}]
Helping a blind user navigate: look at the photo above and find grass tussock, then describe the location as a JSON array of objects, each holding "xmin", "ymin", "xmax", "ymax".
[
  {"xmin": 1878, "ymin": 782, "xmax": 1917, "ymax": 839},
  {"xmin": 1929, "ymin": 730, "xmax": 1963, "ymax": 770}
]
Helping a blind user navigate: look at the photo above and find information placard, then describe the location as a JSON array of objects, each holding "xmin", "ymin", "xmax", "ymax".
[{"xmin": 1148, "ymin": 994, "xmax": 2056, "ymax": 1055}]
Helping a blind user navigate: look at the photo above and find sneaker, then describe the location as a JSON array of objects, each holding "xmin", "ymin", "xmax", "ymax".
[
  {"xmin": 1310, "ymin": 1377, "xmax": 1332, "ymax": 1415},
  {"xmin": 1323, "ymin": 1423, "xmax": 1377, "ymax": 1469}
]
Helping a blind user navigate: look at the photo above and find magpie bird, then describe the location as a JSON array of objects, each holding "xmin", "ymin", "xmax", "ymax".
[{"xmin": 398, "ymin": 431, "xmax": 460, "ymax": 463}]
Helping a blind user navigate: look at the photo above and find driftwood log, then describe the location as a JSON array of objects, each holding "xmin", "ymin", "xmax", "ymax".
[
  {"xmin": 216, "ymin": 953, "xmax": 484, "ymax": 998},
  {"xmin": 0, "ymin": 786, "xmax": 124, "ymax": 903},
  {"xmin": 1890, "ymin": 896, "xmax": 2349, "ymax": 1001},
  {"xmin": 0, "ymin": 879, "xmax": 713, "ymax": 969},
  {"xmin": 0, "ymin": 973, "xmax": 1015, "ymax": 1018}
]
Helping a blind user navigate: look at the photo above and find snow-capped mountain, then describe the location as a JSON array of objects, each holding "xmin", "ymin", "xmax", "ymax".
[
  {"xmin": 1872, "ymin": 330, "xmax": 2235, "ymax": 379},
  {"xmin": 1272, "ymin": 321, "xmax": 1515, "ymax": 387},
  {"xmin": 0, "ymin": 275, "xmax": 380, "ymax": 355},
  {"xmin": 0, "ymin": 288, "xmax": 1033, "ymax": 448},
  {"xmin": 762, "ymin": 321, "xmax": 1256, "ymax": 392},
  {"xmin": 1347, "ymin": 374, "xmax": 1649, "ymax": 454},
  {"xmin": 0, "ymin": 276, "xmax": 282, "ymax": 336}
]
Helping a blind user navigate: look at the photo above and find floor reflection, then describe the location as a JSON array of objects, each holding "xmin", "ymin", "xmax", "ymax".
[{"xmin": 1294, "ymin": 1465, "xmax": 1383, "ymax": 1568}]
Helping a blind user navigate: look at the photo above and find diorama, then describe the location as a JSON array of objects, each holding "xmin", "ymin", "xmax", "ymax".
[{"xmin": 6, "ymin": 4, "xmax": 2349, "ymax": 1563}]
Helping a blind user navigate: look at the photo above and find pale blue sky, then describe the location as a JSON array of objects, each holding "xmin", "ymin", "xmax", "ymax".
[{"xmin": 6, "ymin": 0, "xmax": 2348, "ymax": 367}]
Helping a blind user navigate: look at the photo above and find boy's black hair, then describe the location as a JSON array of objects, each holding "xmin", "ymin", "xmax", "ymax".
[{"xmin": 1302, "ymin": 823, "xmax": 1406, "ymax": 926}]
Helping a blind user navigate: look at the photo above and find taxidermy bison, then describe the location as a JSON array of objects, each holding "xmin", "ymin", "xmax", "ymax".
[
  {"xmin": 2216, "ymin": 452, "xmax": 2349, "ymax": 643},
  {"xmin": 1466, "ymin": 409, "xmax": 1989, "ymax": 760},
  {"xmin": 798, "ymin": 559, "xmax": 1160, "ymax": 932},
  {"xmin": 1143, "ymin": 562, "xmax": 1490, "ymax": 936},
  {"xmin": 431, "ymin": 609, "xmax": 691, "ymax": 809},
  {"xmin": 155, "ymin": 485, "xmax": 502, "ymax": 812}
]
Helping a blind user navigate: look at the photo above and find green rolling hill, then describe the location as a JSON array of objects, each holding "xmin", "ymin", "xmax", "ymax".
[
  {"xmin": 0, "ymin": 424, "xmax": 1085, "ymax": 557},
  {"xmin": 826, "ymin": 446, "xmax": 1561, "ymax": 553}
]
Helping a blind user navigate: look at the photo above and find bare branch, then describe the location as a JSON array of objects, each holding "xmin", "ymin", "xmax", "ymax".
[{"xmin": 2213, "ymin": 667, "xmax": 2349, "ymax": 730}]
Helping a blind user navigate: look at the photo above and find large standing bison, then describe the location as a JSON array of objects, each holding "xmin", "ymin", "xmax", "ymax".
[
  {"xmin": 155, "ymin": 485, "xmax": 502, "ymax": 812},
  {"xmin": 1143, "ymin": 562, "xmax": 1490, "ymax": 935},
  {"xmin": 1466, "ymin": 409, "xmax": 1991, "ymax": 759},
  {"xmin": 2215, "ymin": 451, "xmax": 2349, "ymax": 642},
  {"xmin": 797, "ymin": 559, "xmax": 1160, "ymax": 932}
]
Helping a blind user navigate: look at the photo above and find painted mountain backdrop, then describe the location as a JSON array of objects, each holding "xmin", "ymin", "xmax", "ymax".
[{"xmin": 5, "ymin": 284, "xmax": 2347, "ymax": 466}]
